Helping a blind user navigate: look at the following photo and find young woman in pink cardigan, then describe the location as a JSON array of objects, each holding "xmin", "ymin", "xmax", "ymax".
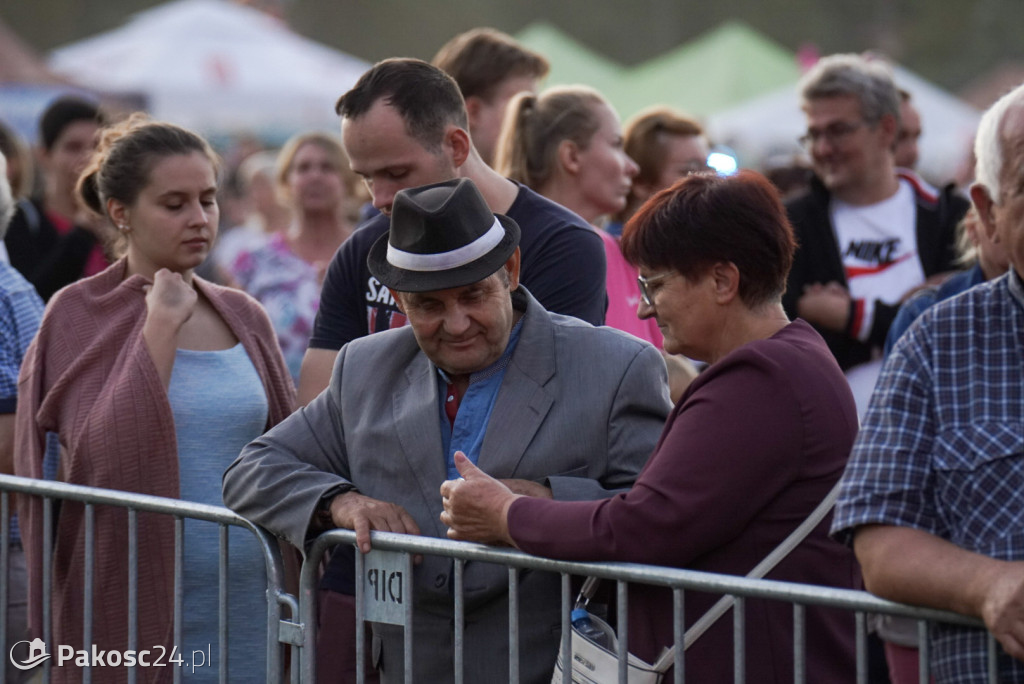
[{"xmin": 15, "ymin": 116, "xmax": 294, "ymax": 683}]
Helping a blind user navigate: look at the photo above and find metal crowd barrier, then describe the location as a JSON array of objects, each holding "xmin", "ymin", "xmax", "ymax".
[
  {"xmin": 0, "ymin": 474, "xmax": 1000, "ymax": 684},
  {"xmin": 299, "ymin": 529, "xmax": 995, "ymax": 684},
  {"xmin": 0, "ymin": 474, "xmax": 297, "ymax": 684}
]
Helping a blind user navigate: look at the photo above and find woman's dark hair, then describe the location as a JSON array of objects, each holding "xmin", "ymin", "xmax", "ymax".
[
  {"xmin": 621, "ymin": 170, "xmax": 796, "ymax": 307},
  {"xmin": 39, "ymin": 95, "xmax": 105, "ymax": 152},
  {"xmin": 77, "ymin": 113, "xmax": 220, "ymax": 218}
]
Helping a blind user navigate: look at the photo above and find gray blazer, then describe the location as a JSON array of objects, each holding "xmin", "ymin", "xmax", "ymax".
[{"xmin": 223, "ymin": 288, "xmax": 670, "ymax": 683}]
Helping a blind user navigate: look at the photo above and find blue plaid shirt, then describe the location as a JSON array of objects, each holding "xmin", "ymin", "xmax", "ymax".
[
  {"xmin": 0, "ymin": 262, "xmax": 45, "ymax": 546},
  {"xmin": 832, "ymin": 269, "xmax": 1024, "ymax": 682}
]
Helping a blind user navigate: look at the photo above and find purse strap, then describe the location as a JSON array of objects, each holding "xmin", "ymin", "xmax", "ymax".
[{"xmin": 648, "ymin": 478, "xmax": 844, "ymax": 672}]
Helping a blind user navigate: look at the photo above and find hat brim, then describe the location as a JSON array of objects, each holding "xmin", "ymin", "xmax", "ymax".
[{"xmin": 367, "ymin": 214, "xmax": 521, "ymax": 293}]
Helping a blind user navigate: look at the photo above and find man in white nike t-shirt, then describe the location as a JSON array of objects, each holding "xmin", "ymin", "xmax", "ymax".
[{"xmin": 782, "ymin": 53, "xmax": 967, "ymax": 374}]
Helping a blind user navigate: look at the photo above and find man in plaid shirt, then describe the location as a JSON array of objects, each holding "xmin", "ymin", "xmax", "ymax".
[
  {"xmin": 832, "ymin": 82, "xmax": 1024, "ymax": 682},
  {"xmin": 0, "ymin": 150, "xmax": 45, "ymax": 682}
]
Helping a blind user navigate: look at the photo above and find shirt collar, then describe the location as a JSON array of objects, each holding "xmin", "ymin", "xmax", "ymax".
[{"xmin": 1009, "ymin": 268, "xmax": 1024, "ymax": 311}]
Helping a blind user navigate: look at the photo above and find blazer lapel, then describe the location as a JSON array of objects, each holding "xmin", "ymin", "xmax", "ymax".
[
  {"xmin": 392, "ymin": 352, "xmax": 449, "ymax": 536},
  {"xmin": 478, "ymin": 292, "xmax": 556, "ymax": 478}
]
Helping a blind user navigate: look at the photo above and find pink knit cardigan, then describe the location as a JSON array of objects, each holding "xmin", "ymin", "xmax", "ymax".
[{"xmin": 15, "ymin": 259, "xmax": 295, "ymax": 683}]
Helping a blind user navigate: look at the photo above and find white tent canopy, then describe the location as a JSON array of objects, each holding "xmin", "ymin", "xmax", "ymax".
[
  {"xmin": 49, "ymin": 0, "xmax": 370, "ymax": 139},
  {"xmin": 707, "ymin": 64, "xmax": 980, "ymax": 186}
]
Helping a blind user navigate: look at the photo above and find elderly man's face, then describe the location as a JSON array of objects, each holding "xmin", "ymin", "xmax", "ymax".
[
  {"xmin": 392, "ymin": 252, "xmax": 521, "ymax": 378},
  {"xmin": 895, "ymin": 99, "xmax": 922, "ymax": 169},
  {"xmin": 992, "ymin": 105, "xmax": 1024, "ymax": 275}
]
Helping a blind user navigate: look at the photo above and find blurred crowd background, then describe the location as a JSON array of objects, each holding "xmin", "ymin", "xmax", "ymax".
[{"xmin": 2, "ymin": 0, "xmax": 1022, "ymax": 190}]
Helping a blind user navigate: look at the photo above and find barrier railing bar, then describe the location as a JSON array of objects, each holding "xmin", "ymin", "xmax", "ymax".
[
  {"xmin": 305, "ymin": 528, "xmax": 980, "ymax": 629},
  {"xmin": 83, "ymin": 503, "xmax": 94, "ymax": 684},
  {"xmin": 454, "ymin": 559, "xmax": 465, "ymax": 684},
  {"xmin": 793, "ymin": 603, "xmax": 805, "ymax": 684},
  {"xmin": 0, "ymin": 476, "xmax": 244, "ymax": 526}
]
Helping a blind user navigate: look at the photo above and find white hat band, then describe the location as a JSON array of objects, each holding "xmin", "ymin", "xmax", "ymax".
[{"xmin": 386, "ymin": 217, "xmax": 505, "ymax": 272}]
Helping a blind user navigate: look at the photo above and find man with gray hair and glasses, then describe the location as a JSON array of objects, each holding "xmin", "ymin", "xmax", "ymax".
[
  {"xmin": 782, "ymin": 53, "xmax": 966, "ymax": 375},
  {"xmin": 832, "ymin": 81, "xmax": 1024, "ymax": 681}
]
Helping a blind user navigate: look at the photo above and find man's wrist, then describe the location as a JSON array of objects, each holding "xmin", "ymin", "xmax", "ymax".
[{"xmin": 314, "ymin": 483, "xmax": 357, "ymax": 529}]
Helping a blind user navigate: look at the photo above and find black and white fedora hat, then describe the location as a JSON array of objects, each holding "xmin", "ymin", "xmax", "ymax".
[{"xmin": 367, "ymin": 178, "xmax": 521, "ymax": 292}]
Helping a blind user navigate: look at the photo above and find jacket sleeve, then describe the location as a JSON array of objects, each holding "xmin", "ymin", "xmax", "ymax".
[
  {"xmin": 222, "ymin": 344, "xmax": 353, "ymax": 550},
  {"xmin": 511, "ymin": 351, "xmax": 806, "ymax": 565},
  {"xmin": 546, "ymin": 343, "xmax": 670, "ymax": 501}
]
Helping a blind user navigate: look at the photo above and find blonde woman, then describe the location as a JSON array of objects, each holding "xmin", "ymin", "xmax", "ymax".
[{"xmin": 229, "ymin": 132, "xmax": 360, "ymax": 380}]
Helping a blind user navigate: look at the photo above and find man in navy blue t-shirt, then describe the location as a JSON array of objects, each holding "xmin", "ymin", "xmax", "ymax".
[{"xmin": 297, "ymin": 58, "xmax": 606, "ymax": 405}]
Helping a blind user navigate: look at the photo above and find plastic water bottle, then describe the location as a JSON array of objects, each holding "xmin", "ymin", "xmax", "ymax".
[{"xmin": 571, "ymin": 608, "xmax": 614, "ymax": 649}]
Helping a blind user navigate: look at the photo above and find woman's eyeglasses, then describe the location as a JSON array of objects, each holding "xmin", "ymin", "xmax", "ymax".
[{"xmin": 637, "ymin": 271, "xmax": 675, "ymax": 307}]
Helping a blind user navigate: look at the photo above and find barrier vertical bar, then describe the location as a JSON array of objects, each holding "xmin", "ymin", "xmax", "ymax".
[
  {"xmin": 792, "ymin": 604, "xmax": 805, "ymax": 684},
  {"xmin": 673, "ymin": 588, "xmax": 684, "ymax": 684},
  {"xmin": 987, "ymin": 632, "xmax": 998, "ymax": 684},
  {"xmin": 42, "ymin": 497, "xmax": 52, "ymax": 684},
  {"xmin": 508, "ymin": 567, "xmax": 519, "ymax": 684},
  {"xmin": 83, "ymin": 503, "xmax": 94, "ymax": 684},
  {"xmin": 403, "ymin": 553, "xmax": 414, "ymax": 684},
  {"xmin": 733, "ymin": 596, "xmax": 745, "ymax": 684},
  {"xmin": 454, "ymin": 559, "xmax": 465, "ymax": 684},
  {"xmin": 917, "ymin": 620, "xmax": 929, "ymax": 684},
  {"xmin": 1, "ymin": 491, "xmax": 9, "ymax": 684},
  {"xmin": 617, "ymin": 580, "xmax": 628, "ymax": 684},
  {"xmin": 560, "ymin": 573, "xmax": 571, "ymax": 684},
  {"xmin": 219, "ymin": 524, "xmax": 229, "ymax": 684},
  {"xmin": 855, "ymin": 612, "xmax": 868, "ymax": 684},
  {"xmin": 355, "ymin": 547, "xmax": 364, "ymax": 684},
  {"xmin": 128, "ymin": 508, "xmax": 138, "ymax": 684},
  {"xmin": 174, "ymin": 517, "xmax": 184, "ymax": 684}
]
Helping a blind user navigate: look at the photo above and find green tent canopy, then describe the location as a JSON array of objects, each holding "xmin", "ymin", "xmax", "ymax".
[
  {"xmin": 618, "ymin": 21, "xmax": 800, "ymax": 119},
  {"xmin": 516, "ymin": 21, "xmax": 799, "ymax": 122},
  {"xmin": 515, "ymin": 21, "xmax": 624, "ymax": 96}
]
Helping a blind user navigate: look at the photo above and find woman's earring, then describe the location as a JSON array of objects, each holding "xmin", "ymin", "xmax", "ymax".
[{"xmin": 118, "ymin": 224, "xmax": 132, "ymax": 234}]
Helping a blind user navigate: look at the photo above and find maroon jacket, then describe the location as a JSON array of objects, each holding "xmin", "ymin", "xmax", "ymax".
[
  {"xmin": 510, "ymin": 320, "xmax": 860, "ymax": 683},
  {"xmin": 15, "ymin": 259, "xmax": 294, "ymax": 684}
]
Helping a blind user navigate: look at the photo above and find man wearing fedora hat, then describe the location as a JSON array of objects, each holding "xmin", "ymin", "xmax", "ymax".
[{"xmin": 224, "ymin": 179, "xmax": 669, "ymax": 683}]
